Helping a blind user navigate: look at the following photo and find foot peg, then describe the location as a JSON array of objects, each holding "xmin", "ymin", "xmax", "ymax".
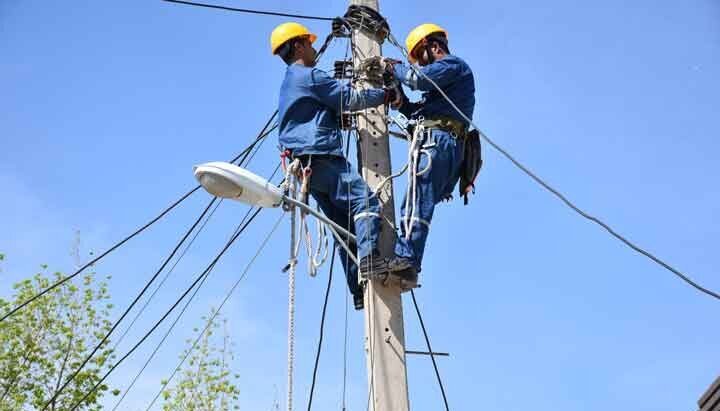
[{"xmin": 360, "ymin": 267, "xmax": 420, "ymax": 292}]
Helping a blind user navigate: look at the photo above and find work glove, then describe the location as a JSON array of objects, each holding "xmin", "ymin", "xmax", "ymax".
[
  {"xmin": 383, "ymin": 86, "xmax": 404, "ymax": 109},
  {"xmin": 382, "ymin": 66, "xmax": 396, "ymax": 88},
  {"xmin": 383, "ymin": 57, "xmax": 402, "ymax": 66}
]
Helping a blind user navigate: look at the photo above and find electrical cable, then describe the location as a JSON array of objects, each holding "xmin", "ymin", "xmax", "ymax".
[
  {"xmin": 41, "ymin": 197, "xmax": 221, "ymax": 410},
  {"xmin": 385, "ymin": 33, "xmax": 720, "ymax": 302},
  {"xmin": 1, "ymin": 113, "xmax": 278, "ymax": 325},
  {"xmin": 111, "ymin": 198, "xmax": 224, "ymax": 352},
  {"xmin": 410, "ymin": 290, "xmax": 449, "ymax": 411},
  {"xmin": 109, "ymin": 205, "xmax": 257, "ymax": 411},
  {"xmin": 115, "ymin": 162, "xmax": 281, "ymax": 410},
  {"xmin": 143, "ymin": 212, "xmax": 285, "ymax": 411},
  {"xmin": 0, "ymin": 187, "xmax": 199, "ymax": 324},
  {"xmin": 341, "ymin": 38, "xmax": 352, "ymax": 411},
  {"xmin": 111, "ymin": 117, "xmax": 278, "ymax": 353},
  {"xmin": 163, "ymin": 0, "xmax": 334, "ymax": 21},
  {"xmin": 68, "ymin": 208, "xmax": 264, "ymax": 411},
  {"xmin": 306, "ymin": 244, "xmax": 336, "ymax": 411}
]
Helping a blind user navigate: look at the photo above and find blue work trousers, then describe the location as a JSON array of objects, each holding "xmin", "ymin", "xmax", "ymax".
[
  {"xmin": 395, "ymin": 129, "xmax": 464, "ymax": 271},
  {"xmin": 303, "ymin": 155, "xmax": 381, "ymax": 297}
]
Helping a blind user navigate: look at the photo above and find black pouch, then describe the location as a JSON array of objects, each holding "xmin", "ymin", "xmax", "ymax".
[{"xmin": 458, "ymin": 129, "xmax": 483, "ymax": 205}]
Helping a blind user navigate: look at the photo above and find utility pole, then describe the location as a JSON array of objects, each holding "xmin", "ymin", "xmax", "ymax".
[{"xmin": 350, "ymin": 0, "xmax": 411, "ymax": 410}]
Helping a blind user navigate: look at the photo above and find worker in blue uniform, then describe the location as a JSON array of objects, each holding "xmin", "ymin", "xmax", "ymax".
[
  {"xmin": 387, "ymin": 23, "xmax": 476, "ymax": 277},
  {"xmin": 271, "ymin": 22, "xmax": 402, "ymax": 309}
]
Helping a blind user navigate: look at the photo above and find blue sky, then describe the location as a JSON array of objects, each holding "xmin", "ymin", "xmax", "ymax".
[{"xmin": 2, "ymin": 0, "xmax": 719, "ymax": 410}]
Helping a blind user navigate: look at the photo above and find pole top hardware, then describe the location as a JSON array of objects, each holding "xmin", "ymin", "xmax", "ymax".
[{"xmin": 342, "ymin": 5, "xmax": 389, "ymax": 42}]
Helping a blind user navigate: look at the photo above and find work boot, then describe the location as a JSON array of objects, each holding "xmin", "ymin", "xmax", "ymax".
[{"xmin": 358, "ymin": 252, "xmax": 389, "ymax": 275}]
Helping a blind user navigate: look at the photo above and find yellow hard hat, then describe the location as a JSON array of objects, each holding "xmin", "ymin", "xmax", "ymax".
[
  {"xmin": 405, "ymin": 23, "xmax": 448, "ymax": 63},
  {"xmin": 270, "ymin": 22, "xmax": 318, "ymax": 55}
]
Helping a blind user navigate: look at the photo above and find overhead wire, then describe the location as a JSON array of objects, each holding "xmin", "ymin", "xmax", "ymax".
[
  {"xmin": 0, "ymin": 186, "xmax": 199, "ymax": 324},
  {"xmin": 162, "ymin": 0, "xmax": 335, "ymax": 21},
  {"xmin": 40, "ymin": 196, "xmax": 221, "ymax": 410},
  {"xmin": 111, "ymin": 164, "xmax": 282, "ymax": 410},
  {"xmin": 109, "ymin": 203, "xmax": 258, "ymax": 410},
  {"xmin": 111, "ymin": 198, "xmax": 224, "ymax": 352},
  {"xmin": 143, "ymin": 211, "xmax": 286, "ymax": 411},
  {"xmin": 68, "ymin": 207, "xmax": 264, "ymax": 411},
  {"xmin": 306, "ymin": 245, "xmax": 336, "ymax": 411},
  {"xmin": 0, "ymin": 112, "xmax": 278, "ymax": 326},
  {"xmin": 112, "ymin": 118, "xmax": 279, "ymax": 352},
  {"xmin": 340, "ymin": 37, "xmax": 352, "ymax": 411},
  {"xmin": 45, "ymin": 110, "xmax": 280, "ymax": 409}
]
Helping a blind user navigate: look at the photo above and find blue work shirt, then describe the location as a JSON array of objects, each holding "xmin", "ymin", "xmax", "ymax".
[
  {"xmin": 278, "ymin": 64, "xmax": 386, "ymax": 156},
  {"xmin": 393, "ymin": 55, "xmax": 475, "ymax": 126}
]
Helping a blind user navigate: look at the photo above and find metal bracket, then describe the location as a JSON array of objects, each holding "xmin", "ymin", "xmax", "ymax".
[
  {"xmin": 334, "ymin": 60, "xmax": 354, "ymax": 79},
  {"xmin": 342, "ymin": 5, "xmax": 389, "ymax": 43},
  {"xmin": 356, "ymin": 56, "xmax": 385, "ymax": 83},
  {"xmin": 360, "ymin": 270, "xmax": 420, "ymax": 292},
  {"xmin": 405, "ymin": 350, "xmax": 450, "ymax": 357}
]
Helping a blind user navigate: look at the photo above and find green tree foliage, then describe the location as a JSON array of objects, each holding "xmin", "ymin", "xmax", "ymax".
[
  {"xmin": 0, "ymin": 258, "xmax": 116, "ymax": 411},
  {"xmin": 161, "ymin": 311, "xmax": 240, "ymax": 411}
]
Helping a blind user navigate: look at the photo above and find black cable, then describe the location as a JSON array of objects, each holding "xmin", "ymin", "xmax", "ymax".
[
  {"xmin": 143, "ymin": 211, "xmax": 284, "ymax": 411},
  {"xmin": 306, "ymin": 244, "xmax": 336, "ymax": 411},
  {"xmin": 0, "ymin": 186, "xmax": 199, "ymax": 324},
  {"xmin": 111, "ymin": 113, "xmax": 278, "ymax": 353},
  {"xmin": 68, "ymin": 208, "xmax": 264, "ymax": 411},
  {"xmin": 41, "ymin": 197, "xmax": 220, "ymax": 410},
  {"xmin": 163, "ymin": 0, "xmax": 334, "ymax": 21},
  {"xmin": 341, "ymin": 38, "xmax": 352, "ymax": 411},
  {"xmin": 109, "ymin": 205, "xmax": 255, "ymax": 411},
  {"xmin": 136, "ymin": 164, "xmax": 281, "ymax": 411},
  {"xmin": 111, "ymin": 198, "xmax": 224, "ymax": 352},
  {"xmin": 1, "ymin": 113, "xmax": 278, "ymax": 326},
  {"xmin": 229, "ymin": 112, "xmax": 278, "ymax": 165},
  {"xmin": 410, "ymin": 290, "xmax": 450, "ymax": 411}
]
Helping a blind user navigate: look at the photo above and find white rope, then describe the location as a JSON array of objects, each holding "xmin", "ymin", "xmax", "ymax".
[
  {"xmin": 284, "ymin": 158, "xmax": 301, "ymax": 411},
  {"xmin": 301, "ymin": 208, "xmax": 330, "ymax": 277},
  {"xmin": 404, "ymin": 120, "xmax": 430, "ymax": 240},
  {"xmin": 312, "ymin": 212, "xmax": 330, "ymax": 271}
]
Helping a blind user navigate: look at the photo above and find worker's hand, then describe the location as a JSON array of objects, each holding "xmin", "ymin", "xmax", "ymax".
[
  {"xmin": 382, "ymin": 67, "xmax": 396, "ymax": 88},
  {"xmin": 382, "ymin": 57, "xmax": 402, "ymax": 67},
  {"xmin": 384, "ymin": 86, "xmax": 404, "ymax": 109}
]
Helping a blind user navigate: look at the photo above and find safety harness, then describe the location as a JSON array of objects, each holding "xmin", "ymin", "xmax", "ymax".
[{"xmin": 420, "ymin": 117, "xmax": 483, "ymax": 205}]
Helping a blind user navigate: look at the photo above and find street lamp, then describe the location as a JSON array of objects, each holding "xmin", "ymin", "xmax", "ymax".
[{"xmin": 193, "ymin": 162, "xmax": 356, "ymax": 246}]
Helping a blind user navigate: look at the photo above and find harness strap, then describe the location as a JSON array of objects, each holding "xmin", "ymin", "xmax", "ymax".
[{"xmin": 354, "ymin": 211, "xmax": 380, "ymax": 222}]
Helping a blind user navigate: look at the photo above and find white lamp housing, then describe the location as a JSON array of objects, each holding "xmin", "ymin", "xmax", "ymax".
[{"xmin": 193, "ymin": 162, "xmax": 283, "ymax": 208}]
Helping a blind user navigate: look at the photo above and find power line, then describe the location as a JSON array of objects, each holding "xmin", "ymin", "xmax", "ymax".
[
  {"xmin": 111, "ymin": 198, "xmax": 224, "ymax": 352},
  {"xmin": 0, "ymin": 186, "xmax": 199, "ymax": 324},
  {"xmin": 68, "ymin": 207, "xmax": 264, "ymax": 411},
  {"xmin": 110, "ymin": 162, "xmax": 281, "ymax": 409},
  {"xmin": 385, "ymin": 33, "xmax": 720, "ymax": 302},
  {"xmin": 1, "ymin": 115, "xmax": 278, "ymax": 325},
  {"xmin": 307, "ymin": 244, "xmax": 336, "ymax": 411},
  {"xmin": 111, "ymin": 113, "xmax": 278, "ymax": 353},
  {"xmin": 41, "ymin": 196, "xmax": 221, "ymax": 410},
  {"xmin": 110, "ymin": 205, "xmax": 256, "ymax": 411},
  {"xmin": 162, "ymin": 0, "xmax": 334, "ymax": 21},
  {"xmin": 410, "ymin": 290, "xmax": 450, "ymax": 411},
  {"xmin": 143, "ymin": 212, "xmax": 285, "ymax": 411}
]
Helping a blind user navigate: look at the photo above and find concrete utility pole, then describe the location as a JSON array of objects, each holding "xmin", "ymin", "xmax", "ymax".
[{"xmin": 350, "ymin": 0, "xmax": 411, "ymax": 410}]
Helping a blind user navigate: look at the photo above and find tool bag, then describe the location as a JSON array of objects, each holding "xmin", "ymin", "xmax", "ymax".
[{"xmin": 458, "ymin": 129, "xmax": 483, "ymax": 205}]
